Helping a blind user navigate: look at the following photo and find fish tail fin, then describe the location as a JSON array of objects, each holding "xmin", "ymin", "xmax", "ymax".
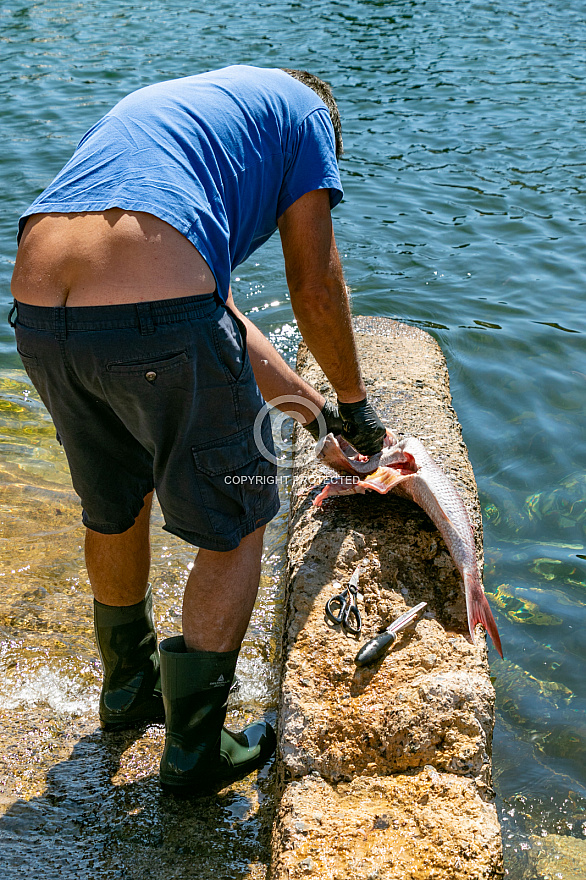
[{"xmin": 465, "ymin": 570, "xmax": 504, "ymax": 658}]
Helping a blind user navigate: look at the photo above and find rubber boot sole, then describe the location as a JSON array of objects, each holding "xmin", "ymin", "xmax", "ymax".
[
  {"xmin": 100, "ymin": 710, "xmax": 165, "ymax": 732},
  {"xmin": 159, "ymin": 749, "xmax": 271, "ymax": 796},
  {"xmin": 100, "ymin": 695, "xmax": 165, "ymax": 731}
]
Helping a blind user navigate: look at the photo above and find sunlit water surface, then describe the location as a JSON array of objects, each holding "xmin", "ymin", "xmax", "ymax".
[{"xmin": 1, "ymin": 1, "xmax": 585, "ymax": 878}]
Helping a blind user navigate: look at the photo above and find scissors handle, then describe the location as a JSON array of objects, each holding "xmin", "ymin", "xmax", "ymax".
[
  {"xmin": 325, "ymin": 593, "xmax": 347, "ymax": 625},
  {"xmin": 342, "ymin": 601, "xmax": 362, "ymax": 636},
  {"xmin": 325, "ymin": 588, "xmax": 362, "ymax": 636}
]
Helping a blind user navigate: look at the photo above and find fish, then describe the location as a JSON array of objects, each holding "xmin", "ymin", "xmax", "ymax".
[{"xmin": 313, "ymin": 432, "xmax": 503, "ymax": 657}]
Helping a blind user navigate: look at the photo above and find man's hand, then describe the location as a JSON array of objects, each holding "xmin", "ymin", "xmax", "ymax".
[
  {"xmin": 303, "ymin": 399, "xmax": 343, "ymax": 441},
  {"xmin": 338, "ymin": 397, "xmax": 386, "ymax": 456}
]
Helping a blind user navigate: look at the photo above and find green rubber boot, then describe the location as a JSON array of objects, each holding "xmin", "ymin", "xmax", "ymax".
[
  {"xmin": 159, "ymin": 636, "xmax": 276, "ymax": 795},
  {"xmin": 94, "ymin": 585, "xmax": 165, "ymax": 731}
]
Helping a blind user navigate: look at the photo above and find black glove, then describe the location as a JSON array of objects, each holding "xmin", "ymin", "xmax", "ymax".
[
  {"xmin": 304, "ymin": 399, "xmax": 344, "ymax": 441},
  {"xmin": 338, "ymin": 397, "xmax": 386, "ymax": 456}
]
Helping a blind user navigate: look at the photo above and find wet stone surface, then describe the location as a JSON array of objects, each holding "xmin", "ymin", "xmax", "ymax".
[
  {"xmin": 0, "ymin": 369, "xmax": 286, "ymax": 880},
  {"xmin": 526, "ymin": 834, "xmax": 586, "ymax": 880},
  {"xmin": 0, "ymin": 711, "xmax": 274, "ymax": 880}
]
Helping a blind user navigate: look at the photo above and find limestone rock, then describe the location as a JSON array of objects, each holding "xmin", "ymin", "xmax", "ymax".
[
  {"xmin": 271, "ymin": 772, "xmax": 502, "ymax": 880},
  {"xmin": 527, "ymin": 833, "xmax": 586, "ymax": 879},
  {"xmin": 272, "ymin": 320, "xmax": 502, "ymax": 880}
]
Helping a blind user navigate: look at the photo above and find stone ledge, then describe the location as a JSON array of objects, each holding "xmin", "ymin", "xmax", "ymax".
[
  {"xmin": 270, "ymin": 319, "xmax": 502, "ymax": 879},
  {"xmin": 271, "ymin": 772, "xmax": 502, "ymax": 880}
]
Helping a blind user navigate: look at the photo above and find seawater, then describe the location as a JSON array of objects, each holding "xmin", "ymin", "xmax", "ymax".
[{"xmin": 0, "ymin": 1, "xmax": 585, "ymax": 878}]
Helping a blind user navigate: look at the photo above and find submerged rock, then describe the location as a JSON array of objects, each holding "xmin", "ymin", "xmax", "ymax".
[{"xmin": 526, "ymin": 833, "xmax": 586, "ymax": 879}]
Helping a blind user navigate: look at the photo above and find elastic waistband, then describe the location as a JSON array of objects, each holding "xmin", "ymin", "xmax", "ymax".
[{"xmin": 12, "ymin": 292, "xmax": 220, "ymax": 332}]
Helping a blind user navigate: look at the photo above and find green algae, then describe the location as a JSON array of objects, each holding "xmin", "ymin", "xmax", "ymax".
[{"xmin": 488, "ymin": 583, "xmax": 563, "ymax": 627}]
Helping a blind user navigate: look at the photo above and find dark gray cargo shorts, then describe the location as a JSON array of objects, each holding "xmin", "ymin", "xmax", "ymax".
[{"xmin": 12, "ymin": 293, "xmax": 280, "ymax": 551}]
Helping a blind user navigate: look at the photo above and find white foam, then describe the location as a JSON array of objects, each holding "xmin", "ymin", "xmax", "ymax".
[
  {"xmin": 235, "ymin": 653, "xmax": 279, "ymax": 707},
  {"xmin": 0, "ymin": 666, "xmax": 98, "ymax": 715}
]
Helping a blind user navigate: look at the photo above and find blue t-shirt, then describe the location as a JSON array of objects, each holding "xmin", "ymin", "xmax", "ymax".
[{"xmin": 19, "ymin": 65, "xmax": 343, "ymax": 302}]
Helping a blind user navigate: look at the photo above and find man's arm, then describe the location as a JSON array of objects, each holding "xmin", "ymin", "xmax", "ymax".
[
  {"xmin": 278, "ymin": 189, "xmax": 365, "ymax": 403},
  {"xmin": 278, "ymin": 189, "xmax": 385, "ymax": 454},
  {"xmin": 226, "ymin": 286, "xmax": 326, "ymax": 425}
]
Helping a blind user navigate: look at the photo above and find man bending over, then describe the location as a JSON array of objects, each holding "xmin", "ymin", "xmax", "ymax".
[{"xmin": 10, "ymin": 65, "xmax": 385, "ymax": 794}]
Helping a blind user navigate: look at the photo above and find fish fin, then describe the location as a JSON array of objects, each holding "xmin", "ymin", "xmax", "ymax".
[
  {"xmin": 312, "ymin": 479, "xmax": 364, "ymax": 507},
  {"xmin": 465, "ymin": 573, "xmax": 503, "ymax": 658},
  {"xmin": 361, "ymin": 468, "xmax": 411, "ymax": 494},
  {"xmin": 312, "ymin": 488, "xmax": 327, "ymax": 508}
]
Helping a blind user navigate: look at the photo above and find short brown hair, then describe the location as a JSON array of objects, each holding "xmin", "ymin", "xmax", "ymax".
[{"xmin": 281, "ymin": 69, "xmax": 343, "ymax": 159}]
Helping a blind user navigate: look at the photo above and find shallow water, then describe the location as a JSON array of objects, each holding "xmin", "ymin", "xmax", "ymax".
[{"xmin": 1, "ymin": 0, "xmax": 585, "ymax": 877}]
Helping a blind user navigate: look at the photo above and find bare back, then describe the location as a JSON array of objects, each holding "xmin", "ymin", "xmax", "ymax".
[{"xmin": 11, "ymin": 210, "xmax": 217, "ymax": 307}]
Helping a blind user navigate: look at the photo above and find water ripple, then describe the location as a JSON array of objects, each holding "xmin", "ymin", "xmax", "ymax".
[{"xmin": 1, "ymin": 1, "xmax": 586, "ymax": 876}]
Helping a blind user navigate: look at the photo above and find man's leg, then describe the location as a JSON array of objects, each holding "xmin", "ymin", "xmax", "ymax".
[
  {"xmin": 86, "ymin": 492, "xmax": 164, "ymax": 730},
  {"xmin": 181, "ymin": 525, "xmax": 265, "ymax": 652},
  {"xmin": 85, "ymin": 490, "xmax": 153, "ymax": 606},
  {"xmin": 159, "ymin": 525, "xmax": 275, "ymax": 793},
  {"xmin": 85, "ymin": 492, "xmax": 263, "ymax": 652}
]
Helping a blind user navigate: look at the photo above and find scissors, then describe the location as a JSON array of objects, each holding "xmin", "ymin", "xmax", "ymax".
[{"xmin": 325, "ymin": 566, "xmax": 362, "ymax": 636}]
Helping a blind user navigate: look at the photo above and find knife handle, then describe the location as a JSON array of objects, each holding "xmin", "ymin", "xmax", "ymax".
[{"xmin": 354, "ymin": 630, "xmax": 397, "ymax": 667}]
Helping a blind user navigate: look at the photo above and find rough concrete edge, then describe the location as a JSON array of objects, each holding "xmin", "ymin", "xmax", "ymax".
[{"xmin": 269, "ymin": 318, "xmax": 503, "ymax": 880}]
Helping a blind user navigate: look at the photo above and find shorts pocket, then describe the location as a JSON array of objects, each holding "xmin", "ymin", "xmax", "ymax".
[
  {"xmin": 16, "ymin": 348, "xmax": 38, "ymax": 366},
  {"xmin": 192, "ymin": 424, "xmax": 277, "ymax": 535},
  {"xmin": 106, "ymin": 350, "xmax": 188, "ymax": 379},
  {"xmin": 211, "ymin": 308, "xmax": 250, "ymax": 384}
]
